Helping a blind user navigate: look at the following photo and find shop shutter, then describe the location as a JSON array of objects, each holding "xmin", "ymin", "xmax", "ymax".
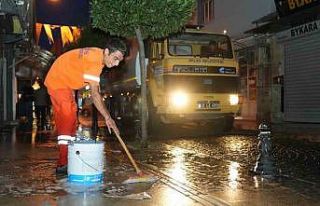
[{"xmin": 284, "ymin": 31, "xmax": 320, "ymax": 122}]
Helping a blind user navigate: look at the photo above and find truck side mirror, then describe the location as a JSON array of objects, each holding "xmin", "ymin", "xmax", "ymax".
[{"xmin": 150, "ymin": 54, "xmax": 163, "ymax": 62}]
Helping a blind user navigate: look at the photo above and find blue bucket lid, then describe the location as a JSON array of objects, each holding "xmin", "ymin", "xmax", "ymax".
[{"xmin": 73, "ymin": 139, "xmax": 104, "ymax": 144}]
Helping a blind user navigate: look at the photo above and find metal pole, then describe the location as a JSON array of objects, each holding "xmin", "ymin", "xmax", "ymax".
[
  {"xmin": 12, "ymin": 57, "xmax": 17, "ymax": 120},
  {"xmin": 0, "ymin": 26, "xmax": 3, "ymax": 124},
  {"xmin": 2, "ymin": 52, "xmax": 7, "ymax": 121},
  {"xmin": 92, "ymin": 105, "xmax": 98, "ymax": 140}
]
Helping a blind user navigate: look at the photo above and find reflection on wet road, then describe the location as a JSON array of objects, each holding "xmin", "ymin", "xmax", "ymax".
[
  {"xmin": 138, "ymin": 125, "xmax": 320, "ymax": 205},
  {"xmin": 0, "ymin": 125, "xmax": 320, "ymax": 205}
]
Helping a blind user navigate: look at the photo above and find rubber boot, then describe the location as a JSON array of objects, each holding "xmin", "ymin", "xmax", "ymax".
[{"xmin": 56, "ymin": 145, "xmax": 68, "ymax": 174}]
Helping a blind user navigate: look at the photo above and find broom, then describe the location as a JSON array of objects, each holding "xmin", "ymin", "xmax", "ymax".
[{"xmin": 114, "ymin": 132, "xmax": 157, "ymax": 184}]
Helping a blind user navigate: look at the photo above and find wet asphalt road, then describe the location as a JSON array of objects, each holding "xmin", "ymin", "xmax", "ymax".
[
  {"xmin": 0, "ymin": 124, "xmax": 320, "ymax": 205},
  {"xmin": 132, "ymin": 123, "xmax": 320, "ymax": 205}
]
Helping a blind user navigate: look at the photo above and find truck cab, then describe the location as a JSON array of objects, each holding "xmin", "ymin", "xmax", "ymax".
[{"xmin": 108, "ymin": 29, "xmax": 240, "ymax": 131}]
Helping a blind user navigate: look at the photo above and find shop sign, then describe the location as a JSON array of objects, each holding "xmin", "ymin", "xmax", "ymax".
[
  {"xmin": 274, "ymin": 0, "xmax": 320, "ymax": 17},
  {"xmin": 277, "ymin": 19, "xmax": 320, "ymax": 40}
]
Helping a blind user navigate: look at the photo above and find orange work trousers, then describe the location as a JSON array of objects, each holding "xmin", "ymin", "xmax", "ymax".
[{"xmin": 48, "ymin": 88, "xmax": 77, "ymax": 167}]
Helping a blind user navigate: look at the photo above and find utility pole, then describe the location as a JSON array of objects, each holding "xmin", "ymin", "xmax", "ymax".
[
  {"xmin": 0, "ymin": 11, "xmax": 7, "ymax": 123},
  {"xmin": 0, "ymin": 19, "xmax": 3, "ymax": 125}
]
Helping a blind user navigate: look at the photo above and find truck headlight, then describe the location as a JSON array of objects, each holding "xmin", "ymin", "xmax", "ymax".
[
  {"xmin": 169, "ymin": 91, "xmax": 188, "ymax": 107},
  {"xmin": 229, "ymin": 94, "xmax": 239, "ymax": 105}
]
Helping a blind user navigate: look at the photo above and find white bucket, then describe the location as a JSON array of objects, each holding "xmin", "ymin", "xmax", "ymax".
[{"xmin": 68, "ymin": 140, "xmax": 105, "ymax": 184}]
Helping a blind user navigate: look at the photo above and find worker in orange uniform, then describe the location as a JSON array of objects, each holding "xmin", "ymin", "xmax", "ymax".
[{"xmin": 45, "ymin": 38, "xmax": 127, "ymax": 174}]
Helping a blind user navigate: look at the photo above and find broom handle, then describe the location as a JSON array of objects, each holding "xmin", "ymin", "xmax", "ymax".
[{"xmin": 115, "ymin": 132, "xmax": 142, "ymax": 174}]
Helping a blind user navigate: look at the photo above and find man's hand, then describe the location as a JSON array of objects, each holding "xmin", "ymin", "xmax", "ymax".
[{"xmin": 105, "ymin": 117, "xmax": 120, "ymax": 136}]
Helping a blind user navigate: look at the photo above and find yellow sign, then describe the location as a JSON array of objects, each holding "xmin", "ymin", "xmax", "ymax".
[{"xmin": 288, "ymin": 0, "xmax": 318, "ymax": 10}]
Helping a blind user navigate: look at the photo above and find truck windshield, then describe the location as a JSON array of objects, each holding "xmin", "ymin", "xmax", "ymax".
[
  {"xmin": 164, "ymin": 76, "xmax": 238, "ymax": 93},
  {"xmin": 168, "ymin": 33, "xmax": 233, "ymax": 58}
]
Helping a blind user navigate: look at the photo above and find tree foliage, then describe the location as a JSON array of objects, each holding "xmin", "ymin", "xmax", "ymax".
[
  {"xmin": 90, "ymin": 0, "xmax": 195, "ymax": 143},
  {"xmin": 65, "ymin": 27, "xmax": 109, "ymax": 51},
  {"xmin": 91, "ymin": 0, "xmax": 195, "ymax": 39}
]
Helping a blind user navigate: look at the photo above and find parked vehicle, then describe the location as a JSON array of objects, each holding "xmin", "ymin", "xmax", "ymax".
[{"xmin": 107, "ymin": 29, "xmax": 240, "ymax": 131}]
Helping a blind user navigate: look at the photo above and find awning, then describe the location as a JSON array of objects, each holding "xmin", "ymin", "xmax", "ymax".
[
  {"xmin": 245, "ymin": 6, "xmax": 320, "ymax": 34},
  {"xmin": 15, "ymin": 49, "xmax": 55, "ymax": 80}
]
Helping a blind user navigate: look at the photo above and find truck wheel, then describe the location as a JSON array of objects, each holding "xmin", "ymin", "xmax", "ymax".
[
  {"xmin": 224, "ymin": 116, "xmax": 234, "ymax": 131},
  {"xmin": 147, "ymin": 95, "xmax": 162, "ymax": 133}
]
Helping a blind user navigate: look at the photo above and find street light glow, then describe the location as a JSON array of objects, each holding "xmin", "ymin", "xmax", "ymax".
[{"xmin": 48, "ymin": 0, "xmax": 60, "ymax": 3}]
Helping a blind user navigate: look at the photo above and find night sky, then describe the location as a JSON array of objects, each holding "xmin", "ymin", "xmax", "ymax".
[
  {"xmin": 36, "ymin": 0, "xmax": 90, "ymax": 26},
  {"xmin": 205, "ymin": 0, "xmax": 276, "ymax": 38}
]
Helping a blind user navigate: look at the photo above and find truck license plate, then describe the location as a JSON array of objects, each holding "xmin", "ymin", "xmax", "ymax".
[{"xmin": 197, "ymin": 101, "xmax": 220, "ymax": 110}]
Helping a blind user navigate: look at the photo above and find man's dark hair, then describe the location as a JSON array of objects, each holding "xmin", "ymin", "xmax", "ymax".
[{"xmin": 106, "ymin": 38, "xmax": 127, "ymax": 56}]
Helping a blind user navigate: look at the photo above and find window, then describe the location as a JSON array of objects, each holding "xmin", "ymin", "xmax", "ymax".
[
  {"xmin": 151, "ymin": 42, "xmax": 162, "ymax": 59},
  {"xmin": 168, "ymin": 33, "xmax": 233, "ymax": 58},
  {"xmin": 203, "ymin": 0, "xmax": 214, "ymax": 24},
  {"xmin": 169, "ymin": 45, "xmax": 192, "ymax": 56}
]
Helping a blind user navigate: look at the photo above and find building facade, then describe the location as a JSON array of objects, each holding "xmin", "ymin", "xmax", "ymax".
[
  {"xmin": 0, "ymin": 0, "xmax": 26, "ymax": 127},
  {"xmin": 276, "ymin": 20, "xmax": 320, "ymax": 123},
  {"xmin": 205, "ymin": 0, "xmax": 320, "ymax": 126},
  {"xmin": 236, "ymin": 0, "xmax": 320, "ymax": 125}
]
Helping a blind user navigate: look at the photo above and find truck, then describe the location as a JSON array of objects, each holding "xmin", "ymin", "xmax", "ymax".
[{"xmin": 105, "ymin": 29, "xmax": 240, "ymax": 132}]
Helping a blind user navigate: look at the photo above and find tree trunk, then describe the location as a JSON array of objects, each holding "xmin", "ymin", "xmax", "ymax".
[{"xmin": 135, "ymin": 28, "xmax": 148, "ymax": 145}]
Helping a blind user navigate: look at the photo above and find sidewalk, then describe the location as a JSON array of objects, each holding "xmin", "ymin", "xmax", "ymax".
[
  {"xmin": 234, "ymin": 117, "xmax": 320, "ymax": 142},
  {"xmin": 0, "ymin": 129, "xmax": 228, "ymax": 206}
]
